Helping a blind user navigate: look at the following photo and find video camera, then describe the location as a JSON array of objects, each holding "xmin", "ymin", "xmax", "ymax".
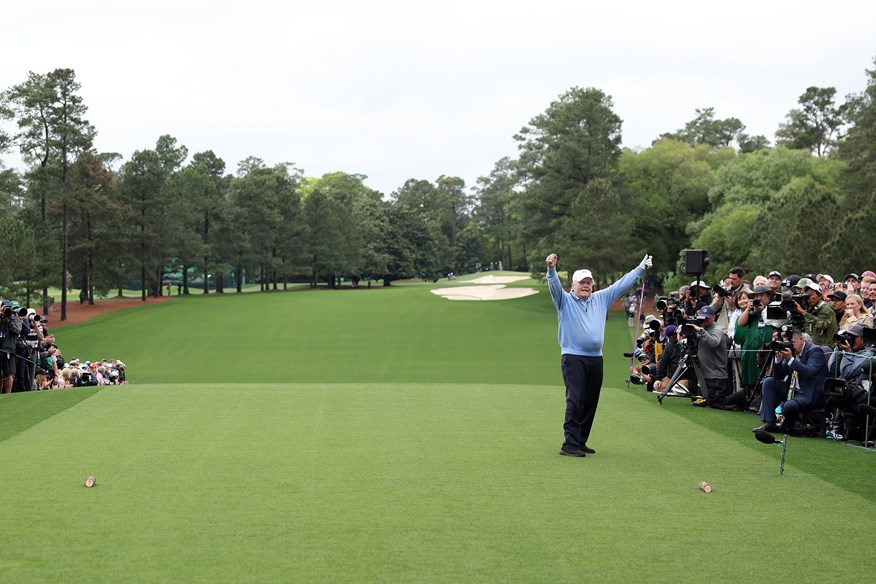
[
  {"xmin": 680, "ymin": 315, "xmax": 704, "ymax": 338},
  {"xmin": 765, "ymin": 292, "xmax": 806, "ymax": 328}
]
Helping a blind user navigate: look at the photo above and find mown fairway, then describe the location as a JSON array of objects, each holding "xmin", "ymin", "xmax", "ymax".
[{"xmin": 1, "ymin": 277, "xmax": 874, "ymax": 583}]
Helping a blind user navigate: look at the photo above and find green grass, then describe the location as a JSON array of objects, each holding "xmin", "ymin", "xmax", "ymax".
[
  {"xmin": 52, "ymin": 284, "xmax": 559, "ymax": 385},
  {"xmin": 1, "ymin": 275, "xmax": 875, "ymax": 582}
]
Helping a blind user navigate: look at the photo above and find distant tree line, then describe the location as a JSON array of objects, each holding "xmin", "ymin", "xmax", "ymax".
[{"xmin": 1, "ymin": 57, "xmax": 875, "ymax": 320}]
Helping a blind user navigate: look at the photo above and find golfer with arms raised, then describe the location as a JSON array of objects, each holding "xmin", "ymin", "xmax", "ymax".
[{"xmin": 546, "ymin": 252, "xmax": 652, "ymax": 457}]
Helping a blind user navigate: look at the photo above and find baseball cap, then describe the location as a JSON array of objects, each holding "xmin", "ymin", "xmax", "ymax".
[
  {"xmin": 768, "ymin": 271, "xmax": 782, "ymax": 278},
  {"xmin": 698, "ymin": 306, "xmax": 716, "ymax": 318},
  {"xmin": 664, "ymin": 324, "xmax": 678, "ymax": 337},
  {"xmin": 797, "ymin": 278, "xmax": 820, "ymax": 293},
  {"xmin": 751, "ymin": 285, "xmax": 771, "ymax": 295},
  {"xmin": 862, "ymin": 270, "xmax": 876, "ymax": 280},
  {"xmin": 848, "ymin": 324, "xmax": 867, "ymax": 337},
  {"xmin": 828, "ymin": 290, "xmax": 847, "ymax": 301},
  {"xmin": 845, "ymin": 273, "xmax": 860, "ymax": 282},
  {"xmin": 783, "ymin": 274, "xmax": 802, "ymax": 288},
  {"xmin": 818, "ymin": 274, "xmax": 834, "ymax": 284},
  {"xmin": 572, "ymin": 269, "xmax": 593, "ymax": 282}
]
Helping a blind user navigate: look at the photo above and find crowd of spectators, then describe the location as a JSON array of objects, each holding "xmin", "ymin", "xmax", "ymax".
[
  {"xmin": 628, "ymin": 267, "xmax": 876, "ymax": 444},
  {"xmin": 0, "ymin": 298, "xmax": 127, "ymax": 394}
]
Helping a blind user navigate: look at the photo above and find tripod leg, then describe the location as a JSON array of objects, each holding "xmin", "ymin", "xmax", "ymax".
[{"xmin": 658, "ymin": 357, "xmax": 690, "ymax": 404}]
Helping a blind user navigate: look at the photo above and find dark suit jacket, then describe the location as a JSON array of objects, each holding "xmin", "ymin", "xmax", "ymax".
[{"xmin": 772, "ymin": 342, "xmax": 829, "ymax": 406}]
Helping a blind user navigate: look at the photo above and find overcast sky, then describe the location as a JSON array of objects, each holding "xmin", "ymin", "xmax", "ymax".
[{"xmin": 2, "ymin": 0, "xmax": 874, "ymax": 195}]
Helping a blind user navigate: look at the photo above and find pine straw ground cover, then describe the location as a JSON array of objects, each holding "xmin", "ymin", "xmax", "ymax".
[{"xmin": 1, "ymin": 279, "xmax": 873, "ymax": 582}]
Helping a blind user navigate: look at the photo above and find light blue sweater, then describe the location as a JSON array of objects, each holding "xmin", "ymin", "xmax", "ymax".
[{"xmin": 547, "ymin": 266, "xmax": 645, "ymax": 356}]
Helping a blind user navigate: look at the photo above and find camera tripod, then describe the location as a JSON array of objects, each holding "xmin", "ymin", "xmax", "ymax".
[{"xmin": 657, "ymin": 350, "xmax": 708, "ymax": 404}]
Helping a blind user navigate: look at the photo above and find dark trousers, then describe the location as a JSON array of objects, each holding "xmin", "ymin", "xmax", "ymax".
[
  {"xmin": 761, "ymin": 377, "xmax": 809, "ymax": 427},
  {"xmin": 561, "ymin": 354, "xmax": 604, "ymax": 447}
]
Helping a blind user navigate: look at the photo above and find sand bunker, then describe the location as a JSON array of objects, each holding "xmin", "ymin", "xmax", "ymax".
[
  {"xmin": 430, "ymin": 284, "xmax": 538, "ymax": 301},
  {"xmin": 462, "ymin": 275, "xmax": 530, "ymax": 285}
]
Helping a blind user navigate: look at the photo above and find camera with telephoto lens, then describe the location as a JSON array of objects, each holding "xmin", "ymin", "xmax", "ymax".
[
  {"xmin": 640, "ymin": 363, "xmax": 658, "ymax": 377},
  {"xmin": 768, "ymin": 339, "xmax": 794, "ymax": 351},
  {"xmin": 767, "ymin": 324, "xmax": 795, "ymax": 352},
  {"xmin": 623, "ymin": 349, "xmax": 649, "ymax": 363},
  {"xmin": 711, "ymin": 284, "xmax": 730, "ymax": 298},
  {"xmin": 834, "ymin": 331, "xmax": 855, "ymax": 347}
]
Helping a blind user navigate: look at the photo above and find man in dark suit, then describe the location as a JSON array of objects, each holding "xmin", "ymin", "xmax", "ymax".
[{"xmin": 753, "ymin": 328, "xmax": 828, "ymax": 433}]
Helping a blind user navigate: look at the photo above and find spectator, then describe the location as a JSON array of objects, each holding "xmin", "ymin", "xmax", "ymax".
[
  {"xmin": 752, "ymin": 275, "xmax": 768, "ymax": 290},
  {"xmin": 793, "ymin": 278, "xmax": 838, "ymax": 347},
  {"xmin": 754, "ymin": 329, "xmax": 828, "ymax": 434},
  {"xmin": 827, "ymin": 290, "xmax": 847, "ymax": 327},
  {"xmin": 844, "ymin": 273, "xmax": 860, "ymax": 294},
  {"xmin": 838, "ymin": 293, "xmax": 874, "ymax": 331},
  {"xmin": 766, "ymin": 271, "xmax": 782, "ymax": 300},
  {"xmin": 818, "ymin": 274, "xmax": 834, "ymax": 295},
  {"xmin": 868, "ymin": 280, "xmax": 876, "ymax": 316},
  {"xmin": 859, "ymin": 276, "xmax": 875, "ymax": 309}
]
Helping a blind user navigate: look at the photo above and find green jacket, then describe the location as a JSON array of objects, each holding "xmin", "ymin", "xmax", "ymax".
[
  {"xmin": 802, "ymin": 300, "xmax": 837, "ymax": 348},
  {"xmin": 733, "ymin": 311, "xmax": 774, "ymax": 387}
]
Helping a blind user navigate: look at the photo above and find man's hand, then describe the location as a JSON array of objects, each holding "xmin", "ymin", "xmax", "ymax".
[
  {"xmin": 653, "ymin": 379, "xmax": 663, "ymax": 391},
  {"xmin": 639, "ymin": 254, "xmax": 653, "ymax": 270},
  {"xmin": 777, "ymin": 348, "xmax": 793, "ymax": 360},
  {"xmin": 546, "ymin": 253, "xmax": 557, "ymax": 269},
  {"xmin": 794, "ymin": 300, "xmax": 807, "ymax": 315}
]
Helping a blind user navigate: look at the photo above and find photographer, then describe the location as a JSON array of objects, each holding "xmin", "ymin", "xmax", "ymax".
[
  {"xmin": 1, "ymin": 300, "xmax": 24, "ymax": 394},
  {"xmin": 688, "ymin": 306, "xmax": 730, "ymax": 406},
  {"xmin": 687, "ymin": 281, "xmax": 712, "ymax": 317},
  {"xmin": 652, "ymin": 325, "xmax": 684, "ymax": 394},
  {"xmin": 792, "ymin": 278, "xmax": 838, "ymax": 347},
  {"xmin": 734, "ymin": 285, "xmax": 776, "ymax": 396},
  {"xmin": 628, "ymin": 328, "xmax": 660, "ymax": 388},
  {"xmin": 14, "ymin": 308, "xmax": 35, "ymax": 391},
  {"xmin": 711, "ymin": 266, "xmax": 746, "ymax": 334},
  {"xmin": 824, "ymin": 325, "xmax": 875, "ymax": 440},
  {"xmin": 754, "ymin": 329, "xmax": 829, "ymax": 433}
]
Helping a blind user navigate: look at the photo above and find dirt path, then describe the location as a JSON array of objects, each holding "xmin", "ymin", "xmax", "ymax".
[{"xmin": 45, "ymin": 296, "xmax": 172, "ymax": 329}]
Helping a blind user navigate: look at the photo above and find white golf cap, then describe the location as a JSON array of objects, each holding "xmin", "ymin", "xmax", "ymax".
[
  {"xmin": 690, "ymin": 280, "xmax": 707, "ymax": 288},
  {"xmin": 572, "ymin": 269, "xmax": 593, "ymax": 282}
]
